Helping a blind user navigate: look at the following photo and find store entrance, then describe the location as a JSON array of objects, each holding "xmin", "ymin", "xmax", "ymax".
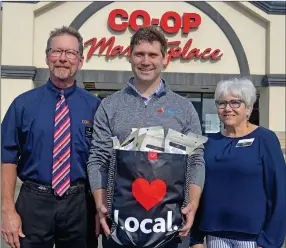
[{"xmin": 91, "ymin": 90, "xmax": 260, "ymax": 135}]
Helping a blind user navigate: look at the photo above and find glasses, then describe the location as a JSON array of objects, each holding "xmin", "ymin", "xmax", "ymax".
[
  {"xmin": 215, "ymin": 99, "xmax": 245, "ymax": 109},
  {"xmin": 48, "ymin": 48, "xmax": 79, "ymax": 59}
]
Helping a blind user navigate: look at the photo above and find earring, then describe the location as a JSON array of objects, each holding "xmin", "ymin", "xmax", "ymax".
[{"xmin": 246, "ymin": 114, "xmax": 250, "ymax": 127}]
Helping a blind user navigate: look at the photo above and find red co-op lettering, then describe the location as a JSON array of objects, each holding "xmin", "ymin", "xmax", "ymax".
[
  {"xmin": 84, "ymin": 9, "xmax": 224, "ymax": 67},
  {"xmin": 108, "ymin": 9, "xmax": 202, "ymax": 33}
]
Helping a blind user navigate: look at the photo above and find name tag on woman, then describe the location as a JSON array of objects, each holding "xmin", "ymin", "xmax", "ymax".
[{"xmin": 236, "ymin": 138, "xmax": 255, "ymax": 147}]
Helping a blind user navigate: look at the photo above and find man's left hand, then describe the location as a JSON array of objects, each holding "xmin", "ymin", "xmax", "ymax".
[{"xmin": 179, "ymin": 202, "xmax": 194, "ymax": 237}]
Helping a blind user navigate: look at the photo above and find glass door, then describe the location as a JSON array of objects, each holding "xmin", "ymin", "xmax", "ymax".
[{"xmin": 202, "ymin": 93, "xmax": 221, "ymax": 135}]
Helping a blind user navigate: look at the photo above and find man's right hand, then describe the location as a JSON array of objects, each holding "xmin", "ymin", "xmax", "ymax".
[
  {"xmin": 96, "ymin": 204, "xmax": 111, "ymax": 236},
  {"xmin": 1, "ymin": 210, "xmax": 25, "ymax": 248}
]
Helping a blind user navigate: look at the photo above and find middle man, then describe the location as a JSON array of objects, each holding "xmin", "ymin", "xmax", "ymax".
[{"xmin": 87, "ymin": 26, "xmax": 205, "ymax": 248}]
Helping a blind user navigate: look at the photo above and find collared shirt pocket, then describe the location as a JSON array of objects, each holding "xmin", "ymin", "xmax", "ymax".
[{"xmin": 76, "ymin": 120, "xmax": 93, "ymax": 150}]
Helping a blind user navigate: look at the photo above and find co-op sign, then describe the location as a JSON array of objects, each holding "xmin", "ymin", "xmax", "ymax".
[{"xmin": 84, "ymin": 9, "xmax": 224, "ymax": 67}]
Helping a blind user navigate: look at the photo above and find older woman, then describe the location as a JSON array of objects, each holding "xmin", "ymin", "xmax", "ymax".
[{"xmin": 190, "ymin": 78, "xmax": 286, "ymax": 248}]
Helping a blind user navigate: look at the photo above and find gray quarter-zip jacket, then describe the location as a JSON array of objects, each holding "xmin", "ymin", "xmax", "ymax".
[{"xmin": 87, "ymin": 80, "xmax": 205, "ymax": 193}]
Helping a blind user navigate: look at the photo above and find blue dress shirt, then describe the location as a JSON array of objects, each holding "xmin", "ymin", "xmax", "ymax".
[{"xmin": 1, "ymin": 79, "xmax": 101, "ymax": 185}]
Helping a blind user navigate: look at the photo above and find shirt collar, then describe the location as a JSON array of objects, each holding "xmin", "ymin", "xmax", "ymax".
[
  {"xmin": 127, "ymin": 77, "xmax": 166, "ymax": 100},
  {"xmin": 46, "ymin": 78, "xmax": 77, "ymax": 98}
]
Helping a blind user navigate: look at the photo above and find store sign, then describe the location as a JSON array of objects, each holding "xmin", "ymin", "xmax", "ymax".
[
  {"xmin": 84, "ymin": 9, "xmax": 224, "ymax": 67},
  {"xmin": 107, "ymin": 9, "xmax": 201, "ymax": 34}
]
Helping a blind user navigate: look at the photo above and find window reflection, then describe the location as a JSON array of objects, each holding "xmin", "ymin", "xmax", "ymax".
[
  {"xmin": 178, "ymin": 92, "xmax": 221, "ymax": 135},
  {"xmin": 91, "ymin": 90, "xmax": 259, "ymax": 136},
  {"xmin": 202, "ymin": 93, "xmax": 221, "ymax": 135}
]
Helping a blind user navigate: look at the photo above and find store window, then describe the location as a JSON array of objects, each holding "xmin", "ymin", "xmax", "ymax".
[
  {"xmin": 178, "ymin": 92, "xmax": 221, "ymax": 135},
  {"xmin": 201, "ymin": 93, "xmax": 221, "ymax": 135},
  {"xmin": 92, "ymin": 90, "xmax": 115, "ymax": 100},
  {"xmin": 177, "ymin": 92, "xmax": 202, "ymax": 121},
  {"xmin": 249, "ymin": 96, "xmax": 259, "ymax": 125},
  {"xmin": 89, "ymin": 90, "xmax": 259, "ymax": 135},
  {"xmin": 177, "ymin": 93, "xmax": 260, "ymax": 136}
]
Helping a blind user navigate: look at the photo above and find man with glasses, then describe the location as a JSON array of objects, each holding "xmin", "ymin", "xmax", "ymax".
[{"xmin": 1, "ymin": 26, "xmax": 100, "ymax": 248}]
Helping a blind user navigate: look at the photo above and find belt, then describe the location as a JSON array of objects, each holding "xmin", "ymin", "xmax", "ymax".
[{"xmin": 23, "ymin": 180, "xmax": 86, "ymax": 196}]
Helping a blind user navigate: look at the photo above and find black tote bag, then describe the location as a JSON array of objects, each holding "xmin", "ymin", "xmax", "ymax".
[{"xmin": 106, "ymin": 150, "xmax": 190, "ymax": 248}]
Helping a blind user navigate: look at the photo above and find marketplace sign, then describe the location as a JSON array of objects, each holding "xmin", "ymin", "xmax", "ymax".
[{"xmin": 84, "ymin": 9, "xmax": 224, "ymax": 67}]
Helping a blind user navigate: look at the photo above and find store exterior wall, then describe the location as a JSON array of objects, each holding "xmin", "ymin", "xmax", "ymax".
[
  {"xmin": 0, "ymin": 2, "xmax": 285, "ymax": 247},
  {"xmin": 1, "ymin": 1, "xmax": 285, "ymax": 151},
  {"xmin": 33, "ymin": 1, "xmax": 240, "ymax": 73},
  {"xmin": 1, "ymin": 3, "xmax": 34, "ymax": 66},
  {"xmin": 269, "ymin": 87, "xmax": 286, "ymax": 132},
  {"xmin": 1, "ymin": 3, "xmax": 35, "ymax": 121},
  {"xmin": 1, "ymin": 79, "xmax": 35, "ymax": 121},
  {"xmin": 269, "ymin": 87, "xmax": 286, "ymax": 153},
  {"xmin": 208, "ymin": 2, "xmax": 267, "ymax": 75},
  {"xmin": 268, "ymin": 15, "xmax": 286, "ymax": 74}
]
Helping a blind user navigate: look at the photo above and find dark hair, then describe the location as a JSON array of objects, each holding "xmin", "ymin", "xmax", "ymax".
[
  {"xmin": 45, "ymin": 26, "xmax": 83, "ymax": 56},
  {"xmin": 130, "ymin": 26, "xmax": 167, "ymax": 57}
]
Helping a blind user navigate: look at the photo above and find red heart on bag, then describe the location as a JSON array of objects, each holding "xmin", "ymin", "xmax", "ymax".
[{"xmin": 132, "ymin": 178, "xmax": 167, "ymax": 211}]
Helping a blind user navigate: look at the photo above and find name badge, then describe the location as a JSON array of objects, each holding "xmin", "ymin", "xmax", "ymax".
[
  {"xmin": 236, "ymin": 138, "xmax": 255, "ymax": 147},
  {"xmin": 85, "ymin": 126, "xmax": 93, "ymax": 138}
]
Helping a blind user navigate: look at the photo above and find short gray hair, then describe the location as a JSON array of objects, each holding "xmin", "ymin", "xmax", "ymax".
[
  {"xmin": 45, "ymin": 26, "xmax": 83, "ymax": 55},
  {"xmin": 214, "ymin": 77, "xmax": 257, "ymax": 107}
]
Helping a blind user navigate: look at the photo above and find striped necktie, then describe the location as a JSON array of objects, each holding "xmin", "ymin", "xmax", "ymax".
[{"xmin": 52, "ymin": 90, "xmax": 71, "ymax": 196}]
